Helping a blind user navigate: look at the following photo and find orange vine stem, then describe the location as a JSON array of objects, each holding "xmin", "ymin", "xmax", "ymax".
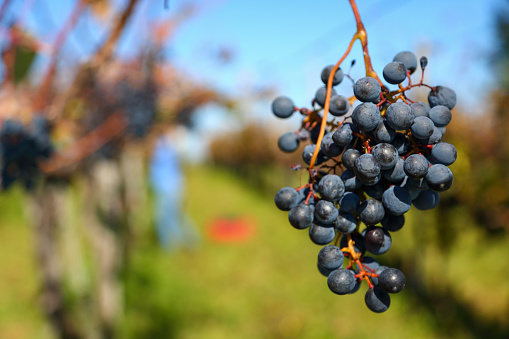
[{"xmin": 309, "ymin": 0, "xmax": 382, "ymax": 171}]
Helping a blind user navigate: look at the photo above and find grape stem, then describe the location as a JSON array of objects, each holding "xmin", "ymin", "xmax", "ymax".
[{"xmin": 308, "ymin": 0, "xmax": 382, "ymax": 171}]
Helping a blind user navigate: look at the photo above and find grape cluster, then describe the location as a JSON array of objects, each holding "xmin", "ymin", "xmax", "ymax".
[
  {"xmin": 273, "ymin": 51, "xmax": 457, "ymax": 313},
  {"xmin": 0, "ymin": 116, "xmax": 53, "ymax": 190}
]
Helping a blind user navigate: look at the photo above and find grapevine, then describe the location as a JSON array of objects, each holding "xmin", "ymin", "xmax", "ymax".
[{"xmin": 272, "ymin": 0, "xmax": 457, "ymax": 313}]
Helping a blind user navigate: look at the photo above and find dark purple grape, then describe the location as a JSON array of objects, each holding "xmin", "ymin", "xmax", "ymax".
[
  {"xmin": 426, "ymin": 164, "xmax": 453, "ymax": 192},
  {"xmin": 358, "ymin": 199, "xmax": 385, "ymax": 225},
  {"xmin": 314, "ymin": 200, "xmax": 339, "ymax": 224},
  {"xmin": 353, "ymin": 77, "xmax": 381, "ymax": 103},
  {"xmin": 365, "ymin": 286, "xmax": 391, "ymax": 313},
  {"xmin": 341, "ymin": 169, "xmax": 363, "ymax": 192},
  {"xmin": 329, "ymin": 95, "xmax": 350, "ymax": 116},
  {"xmin": 386, "ymin": 102, "xmax": 414, "ymax": 130},
  {"xmin": 363, "ymin": 226, "xmax": 392, "ymax": 255},
  {"xmin": 334, "ymin": 213, "xmax": 357, "ymax": 234},
  {"xmin": 383, "ymin": 61, "xmax": 407, "ymax": 84},
  {"xmin": 339, "ymin": 192, "xmax": 360, "ymax": 213},
  {"xmin": 381, "ymin": 213, "xmax": 405, "ymax": 232},
  {"xmin": 393, "ymin": 51, "xmax": 417, "ymax": 74},
  {"xmin": 404, "ymin": 154, "xmax": 429, "ymax": 179},
  {"xmin": 342, "ymin": 149, "xmax": 361, "ymax": 170},
  {"xmin": 352, "ymin": 102, "xmax": 381, "ymax": 131},
  {"xmin": 381, "ymin": 186, "xmax": 412, "ymax": 216},
  {"xmin": 327, "ymin": 268, "xmax": 356, "ymax": 295},
  {"xmin": 354, "ymin": 153, "xmax": 381, "ymax": 180},
  {"xmin": 429, "ymin": 105, "xmax": 452, "ymax": 127},
  {"xmin": 318, "ymin": 245, "xmax": 344, "ymax": 270},
  {"xmin": 382, "ymin": 157, "xmax": 405, "ymax": 183},
  {"xmin": 333, "ymin": 122, "xmax": 356, "ymax": 146},
  {"xmin": 288, "ymin": 203, "xmax": 314, "ymax": 229},
  {"xmin": 372, "ymin": 119, "xmax": 396, "ymax": 143},
  {"xmin": 413, "ymin": 189, "xmax": 440, "ymax": 210},
  {"xmin": 428, "ymin": 86, "xmax": 457, "ymax": 110},
  {"xmin": 318, "ymin": 174, "xmax": 344, "ymax": 201},
  {"xmin": 410, "ymin": 102, "xmax": 430, "ymax": 118},
  {"xmin": 274, "ymin": 187, "xmax": 298, "ymax": 211},
  {"xmin": 278, "ymin": 132, "xmax": 299, "ymax": 153},
  {"xmin": 272, "ymin": 96, "xmax": 295, "ymax": 118},
  {"xmin": 321, "ymin": 133, "xmax": 343, "ymax": 157},
  {"xmin": 321, "ymin": 65, "xmax": 344, "ymax": 86},
  {"xmin": 378, "ymin": 268, "xmax": 406, "ymax": 293},
  {"xmin": 372, "ymin": 143, "xmax": 398, "ymax": 170},
  {"xmin": 411, "ymin": 116, "xmax": 435, "ymax": 139},
  {"xmin": 431, "ymin": 142, "xmax": 457, "ymax": 166},
  {"xmin": 315, "ymin": 86, "xmax": 337, "ymax": 108},
  {"xmin": 309, "ymin": 222, "xmax": 336, "ymax": 245}
]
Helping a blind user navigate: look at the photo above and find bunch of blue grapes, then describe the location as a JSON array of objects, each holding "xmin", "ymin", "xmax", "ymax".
[
  {"xmin": 273, "ymin": 51, "xmax": 456, "ymax": 313},
  {"xmin": 0, "ymin": 116, "xmax": 53, "ymax": 190}
]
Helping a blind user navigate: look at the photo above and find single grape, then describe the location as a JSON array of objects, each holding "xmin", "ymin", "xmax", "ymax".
[
  {"xmin": 329, "ymin": 95, "xmax": 350, "ymax": 116},
  {"xmin": 278, "ymin": 132, "xmax": 300, "ymax": 153},
  {"xmin": 321, "ymin": 132, "xmax": 343, "ymax": 158},
  {"xmin": 339, "ymin": 192, "xmax": 360, "ymax": 213},
  {"xmin": 382, "ymin": 157, "xmax": 406, "ymax": 184},
  {"xmin": 393, "ymin": 51, "xmax": 417, "ymax": 74},
  {"xmin": 302, "ymin": 144, "xmax": 327, "ymax": 165},
  {"xmin": 352, "ymin": 102, "xmax": 381, "ymax": 131},
  {"xmin": 364, "ymin": 181, "xmax": 387, "ymax": 200},
  {"xmin": 431, "ymin": 142, "xmax": 457, "ymax": 166},
  {"xmin": 334, "ymin": 213, "xmax": 357, "ymax": 234},
  {"xmin": 404, "ymin": 154, "xmax": 429, "ymax": 179},
  {"xmin": 426, "ymin": 164, "xmax": 454, "ymax": 192},
  {"xmin": 429, "ymin": 105, "xmax": 452, "ymax": 127},
  {"xmin": 381, "ymin": 213, "xmax": 405, "ymax": 232},
  {"xmin": 391, "ymin": 133, "xmax": 411, "ymax": 155},
  {"xmin": 411, "ymin": 116, "xmax": 435, "ymax": 139},
  {"xmin": 274, "ymin": 187, "xmax": 298, "ymax": 211},
  {"xmin": 386, "ymin": 102, "xmax": 414, "ymax": 130},
  {"xmin": 358, "ymin": 199, "xmax": 385, "ymax": 225},
  {"xmin": 372, "ymin": 143, "xmax": 398, "ymax": 170},
  {"xmin": 318, "ymin": 174, "xmax": 345, "ymax": 202},
  {"xmin": 383, "ymin": 61, "xmax": 407, "ymax": 84},
  {"xmin": 333, "ymin": 122, "xmax": 357, "ymax": 146},
  {"xmin": 321, "ymin": 65, "xmax": 344, "ymax": 86},
  {"xmin": 318, "ymin": 245, "xmax": 344, "ymax": 270},
  {"xmin": 382, "ymin": 186, "xmax": 412, "ymax": 216},
  {"xmin": 272, "ymin": 96, "xmax": 295, "ymax": 118},
  {"xmin": 372, "ymin": 119, "xmax": 396, "ymax": 143},
  {"xmin": 412, "ymin": 189, "xmax": 440, "ymax": 210},
  {"xmin": 410, "ymin": 102, "xmax": 431, "ymax": 118},
  {"xmin": 418, "ymin": 126, "xmax": 442, "ymax": 145},
  {"xmin": 342, "ymin": 149, "xmax": 361, "ymax": 170},
  {"xmin": 371, "ymin": 265, "xmax": 389, "ymax": 286},
  {"xmin": 354, "ymin": 153, "xmax": 381, "ymax": 180},
  {"xmin": 315, "ymin": 86, "xmax": 338, "ymax": 108},
  {"xmin": 354, "ymin": 77, "xmax": 381, "ymax": 103},
  {"xmin": 428, "ymin": 86, "xmax": 457, "ymax": 110},
  {"xmin": 327, "ymin": 268, "xmax": 356, "ymax": 295},
  {"xmin": 378, "ymin": 268, "xmax": 406, "ymax": 293},
  {"xmin": 341, "ymin": 169, "xmax": 363, "ymax": 192},
  {"xmin": 314, "ymin": 200, "xmax": 339, "ymax": 224},
  {"xmin": 363, "ymin": 226, "xmax": 392, "ymax": 255},
  {"xmin": 317, "ymin": 262, "xmax": 334, "ymax": 278},
  {"xmin": 288, "ymin": 203, "xmax": 314, "ymax": 229},
  {"xmin": 309, "ymin": 222, "xmax": 336, "ymax": 245},
  {"xmin": 365, "ymin": 286, "xmax": 391, "ymax": 313}
]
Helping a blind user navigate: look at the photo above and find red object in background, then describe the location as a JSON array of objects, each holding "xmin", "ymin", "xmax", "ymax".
[{"xmin": 206, "ymin": 216, "xmax": 256, "ymax": 243}]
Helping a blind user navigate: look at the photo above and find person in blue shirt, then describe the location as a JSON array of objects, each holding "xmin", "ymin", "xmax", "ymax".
[{"xmin": 149, "ymin": 129, "xmax": 196, "ymax": 250}]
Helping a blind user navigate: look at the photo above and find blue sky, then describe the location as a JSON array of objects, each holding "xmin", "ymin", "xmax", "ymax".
[{"xmin": 2, "ymin": 0, "xmax": 506, "ymax": 135}]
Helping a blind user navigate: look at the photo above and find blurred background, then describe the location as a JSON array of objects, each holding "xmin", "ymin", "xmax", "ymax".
[{"xmin": 0, "ymin": 0, "xmax": 508, "ymax": 338}]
